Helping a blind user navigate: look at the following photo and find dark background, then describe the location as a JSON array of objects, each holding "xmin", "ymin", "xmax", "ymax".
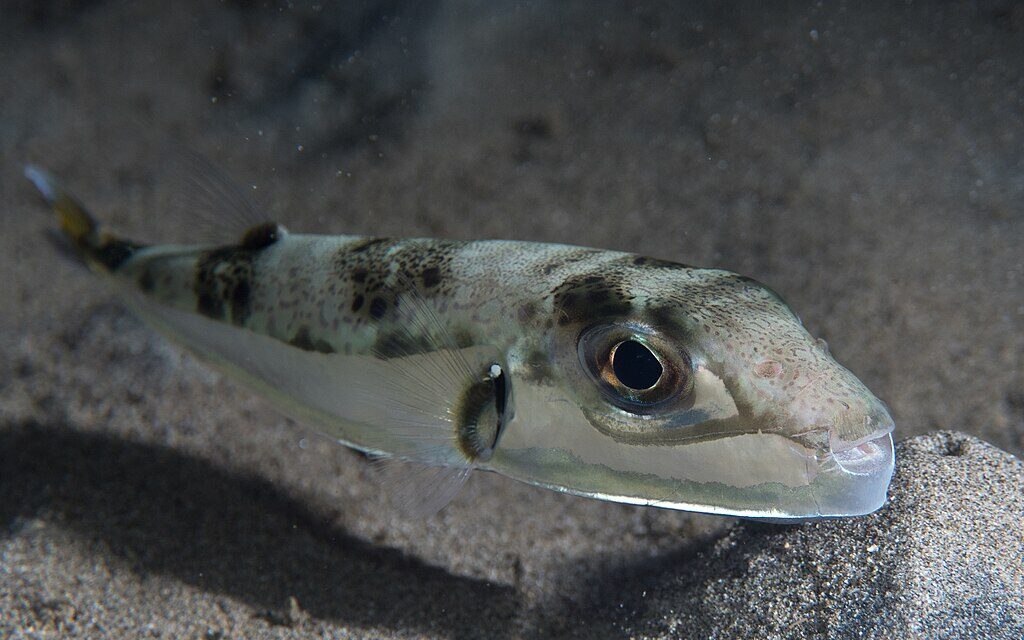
[{"xmin": 1, "ymin": 1, "xmax": 1021, "ymax": 637}]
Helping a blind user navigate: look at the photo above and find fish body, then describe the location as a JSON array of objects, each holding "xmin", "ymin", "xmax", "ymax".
[{"xmin": 26, "ymin": 165, "xmax": 895, "ymax": 520}]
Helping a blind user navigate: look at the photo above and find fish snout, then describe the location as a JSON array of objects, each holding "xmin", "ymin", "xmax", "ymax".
[
  {"xmin": 798, "ymin": 399, "xmax": 895, "ymax": 517},
  {"xmin": 828, "ymin": 400, "xmax": 895, "ymax": 476}
]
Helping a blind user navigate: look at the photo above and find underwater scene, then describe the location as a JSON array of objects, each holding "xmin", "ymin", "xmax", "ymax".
[{"xmin": 1, "ymin": 2, "xmax": 1022, "ymax": 638}]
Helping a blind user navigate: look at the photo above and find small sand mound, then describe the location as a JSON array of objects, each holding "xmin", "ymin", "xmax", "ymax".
[{"xmin": 619, "ymin": 432, "xmax": 1024, "ymax": 640}]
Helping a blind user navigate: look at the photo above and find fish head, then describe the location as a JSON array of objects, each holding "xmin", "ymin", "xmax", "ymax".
[{"xmin": 491, "ymin": 263, "xmax": 895, "ymax": 520}]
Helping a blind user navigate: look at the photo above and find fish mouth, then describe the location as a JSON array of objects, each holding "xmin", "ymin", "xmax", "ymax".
[
  {"xmin": 826, "ymin": 403, "xmax": 896, "ymax": 474},
  {"xmin": 803, "ymin": 415, "xmax": 895, "ymax": 517},
  {"xmin": 775, "ymin": 407, "xmax": 896, "ymax": 519},
  {"xmin": 829, "ymin": 432, "xmax": 894, "ymax": 476}
]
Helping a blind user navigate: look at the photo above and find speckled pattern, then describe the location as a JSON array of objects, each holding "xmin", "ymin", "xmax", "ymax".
[
  {"xmin": 107, "ymin": 223, "xmax": 893, "ymax": 459},
  {"xmin": 29, "ymin": 208, "xmax": 884, "ymax": 520}
]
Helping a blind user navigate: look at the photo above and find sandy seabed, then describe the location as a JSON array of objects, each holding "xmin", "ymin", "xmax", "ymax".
[{"xmin": 1, "ymin": 2, "xmax": 1022, "ymax": 639}]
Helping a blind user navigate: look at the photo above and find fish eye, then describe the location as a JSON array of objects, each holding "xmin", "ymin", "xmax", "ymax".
[
  {"xmin": 578, "ymin": 324, "xmax": 693, "ymax": 413},
  {"xmin": 609, "ymin": 340, "xmax": 662, "ymax": 390}
]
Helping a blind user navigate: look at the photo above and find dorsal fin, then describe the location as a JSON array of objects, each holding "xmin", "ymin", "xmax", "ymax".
[
  {"xmin": 166, "ymin": 149, "xmax": 277, "ymax": 244},
  {"xmin": 239, "ymin": 221, "xmax": 286, "ymax": 250}
]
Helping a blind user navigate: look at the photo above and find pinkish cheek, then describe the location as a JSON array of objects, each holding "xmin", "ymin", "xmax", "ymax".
[{"xmin": 754, "ymin": 360, "xmax": 783, "ymax": 379}]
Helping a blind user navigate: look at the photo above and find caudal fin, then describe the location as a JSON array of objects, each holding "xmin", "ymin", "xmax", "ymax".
[{"xmin": 24, "ymin": 165, "xmax": 142, "ymax": 272}]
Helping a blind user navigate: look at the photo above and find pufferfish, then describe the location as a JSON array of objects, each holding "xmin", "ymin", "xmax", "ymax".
[{"xmin": 25, "ymin": 162, "xmax": 895, "ymax": 521}]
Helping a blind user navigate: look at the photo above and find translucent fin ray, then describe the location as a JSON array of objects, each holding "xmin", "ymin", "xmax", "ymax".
[
  {"xmin": 165, "ymin": 149, "xmax": 270, "ymax": 243},
  {"xmin": 364, "ymin": 272, "xmax": 494, "ymax": 455},
  {"xmin": 372, "ymin": 457, "xmax": 473, "ymax": 518},
  {"xmin": 355, "ymin": 273, "xmax": 500, "ymax": 514}
]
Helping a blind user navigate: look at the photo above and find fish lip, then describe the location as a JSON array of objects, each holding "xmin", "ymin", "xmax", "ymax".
[
  {"xmin": 827, "ymin": 410, "xmax": 896, "ymax": 477},
  {"xmin": 786, "ymin": 410, "xmax": 895, "ymax": 517},
  {"xmin": 830, "ymin": 433, "xmax": 894, "ymax": 476},
  {"xmin": 802, "ymin": 431, "xmax": 894, "ymax": 518}
]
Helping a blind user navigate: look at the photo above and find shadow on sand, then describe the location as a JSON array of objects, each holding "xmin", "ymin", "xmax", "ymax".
[{"xmin": 0, "ymin": 421, "xmax": 518, "ymax": 639}]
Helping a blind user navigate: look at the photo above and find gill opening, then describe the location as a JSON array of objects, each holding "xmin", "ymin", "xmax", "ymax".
[{"xmin": 456, "ymin": 362, "xmax": 509, "ymax": 462}]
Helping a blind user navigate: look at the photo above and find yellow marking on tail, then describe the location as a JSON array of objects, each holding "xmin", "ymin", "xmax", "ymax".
[
  {"xmin": 24, "ymin": 165, "xmax": 143, "ymax": 272},
  {"xmin": 24, "ymin": 165, "xmax": 98, "ymax": 250}
]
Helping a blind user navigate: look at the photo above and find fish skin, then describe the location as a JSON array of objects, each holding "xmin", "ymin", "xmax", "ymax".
[{"xmin": 26, "ymin": 165, "xmax": 896, "ymax": 520}]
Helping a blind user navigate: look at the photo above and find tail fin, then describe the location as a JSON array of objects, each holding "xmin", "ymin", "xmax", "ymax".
[{"xmin": 25, "ymin": 166, "xmax": 141, "ymax": 272}]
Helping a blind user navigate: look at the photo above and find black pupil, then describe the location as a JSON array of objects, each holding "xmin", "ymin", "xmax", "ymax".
[{"xmin": 612, "ymin": 340, "xmax": 663, "ymax": 390}]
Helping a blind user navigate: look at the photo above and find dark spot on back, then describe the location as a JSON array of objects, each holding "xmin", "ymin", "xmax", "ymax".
[
  {"xmin": 194, "ymin": 246, "xmax": 256, "ymax": 325},
  {"xmin": 628, "ymin": 255, "xmax": 693, "ymax": 270},
  {"xmin": 288, "ymin": 326, "xmax": 336, "ymax": 354},
  {"xmin": 643, "ymin": 303, "xmax": 699, "ymax": 339},
  {"xmin": 550, "ymin": 272, "xmax": 633, "ymax": 327},
  {"xmin": 239, "ymin": 222, "xmax": 282, "ymax": 250},
  {"xmin": 646, "ymin": 304, "xmax": 678, "ymax": 329},
  {"xmin": 421, "ymin": 266, "xmax": 442, "ymax": 288},
  {"xmin": 369, "ymin": 297, "xmax": 388, "ymax": 320},
  {"xmin": 230, "ymin": 279, "xmax": 251, "ymax": 323},
  {"xmin": 197, "ymin": 288, "xmax": 224, "ymax": 319},
  {"xmin": 334, "ymin": 239, "xmax": 463, "ymax": 324},
  {"xmin": 95, "ymin": 238, "xmax": 143, "ymax": 271}
]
